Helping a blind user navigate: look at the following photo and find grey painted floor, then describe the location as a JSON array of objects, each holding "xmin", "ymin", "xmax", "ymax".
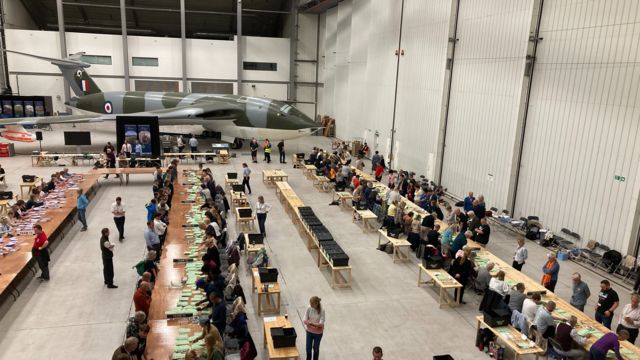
[{"xmin": 0, "ymin": 124, "xmax": 633, "ymax": 359}]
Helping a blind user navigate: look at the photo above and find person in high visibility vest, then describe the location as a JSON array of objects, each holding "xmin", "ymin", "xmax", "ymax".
[{"xmin": 263, "ymin": 139, "xmax": 272, "ymax": 163}]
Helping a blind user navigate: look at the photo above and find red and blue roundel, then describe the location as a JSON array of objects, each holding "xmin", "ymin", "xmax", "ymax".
[{"xmin": 104, "ymin": 101, "xmax": 113, "ymax": 114}]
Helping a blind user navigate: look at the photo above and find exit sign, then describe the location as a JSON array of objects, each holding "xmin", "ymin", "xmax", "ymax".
[{"xmin": 614, "ymin": 175, "xmax": 626, "ymax": 182}]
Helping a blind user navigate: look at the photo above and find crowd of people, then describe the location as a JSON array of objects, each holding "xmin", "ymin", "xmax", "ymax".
[{"xmin": 111, "ymin": 158, "xmax": 260, "ymax": 360}]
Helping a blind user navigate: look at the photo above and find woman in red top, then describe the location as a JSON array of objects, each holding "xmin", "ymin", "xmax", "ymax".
[
  {"xmin": 32, "ymin": 224, "xmax": 50, "ymax": 281},
  {"xmin": 374, "ymin": 163, "xmax": 385, "ymax": 181}
]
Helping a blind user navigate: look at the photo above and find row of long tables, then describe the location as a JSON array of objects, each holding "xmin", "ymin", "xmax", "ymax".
[{"xmin": 0, "ymin": 172, "xmax": 100, "ymax": 305}]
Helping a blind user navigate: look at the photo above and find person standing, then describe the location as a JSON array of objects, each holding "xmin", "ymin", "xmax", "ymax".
[
  {"xmin": 616, "ymin": 293, "xmax": 640, "ymax": 344},
  {"xmin": 242, "ymin": 163, "xmax": 252, "ymax": 195},
  {"xmin": 134, "ymin": 281, "xmax": 152, "ymax": 316},
  {"xmin": 304, "ymin": 296, "xmax": 325, "ymax": 360},
  {"xmin": 512, "ymin": 238, "xmax": 528, "ymax": 271},
  {"xmin": 596, "ymin": 280, "xmax": 620, "ymax": 329},
  {"xmin": 105, "ymin": 148, "xmax": 118, "ymax": 179},
  {"xmin": 100, "ymin": 228, "xmax": 118, "ymax": 288},
  {"xmin": 570, "ymin": 272, "xmax": 591, "ymax": 312},
  {"xmin": 176, "ymin": 135, "xmax": 185, "ymax": 153},
  {"xmin": 189, "ymin": 134, "xmax": 198, "ymax": 159},
  {"xmin": 263, "ymin": 139, "xmax": 272, "ymax": 163},
  {"xmin": 144, "ymin": 221, "xmax": 162, "ymax": 261},
  {"xmin": 121, "ymin": 140, "xmax": 132, "ymax": 158},
  {"xmin": 77, "ymin": 188, "xmax": 89, "ymax": 231},
  {"xmin": 448, "ymin": 247, "xmax": 473, "ymax": 304},
  {"xmin": 111, "ymin": 197, "xmax": 126, "ymax": 241},
  {"xmin": 134, "ymin": 140, "xmax": 142, "ymax": 157},
  {"xmin": 32, "ymin": 224, "xmax": 50, "ymax": 281},
  {"xmin": 541, "ymin": 253, "xmax": 560, "ymax": 292},
  {"xmin": 277, "ymin": 140, "xmax": 286, "ymax": 164},
  {"xmin": 256, "ymin": 196, "xmax": 271, "ymax": 237},
  {"xmin": 371, "ymin": 151, "xmax": 380, "ymax": 174},
  {"xmin": 589, "ymin": 329, "xmax": 628, "ymax": 360},
  {"xmin": 463, "ymin": 191, "xmax": 475, "ymax": 212},
  {"xmin": 250, "ymin": 138, "xmax": 259, "ymax": 163},
  {"xmin": 474, "ymin": 217, "xmax": 491, "ymax": 245}
]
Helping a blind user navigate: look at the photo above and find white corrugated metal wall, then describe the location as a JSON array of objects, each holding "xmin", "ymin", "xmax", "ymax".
[
  {"xmin": 393, "ymin": 0, "xmax": 450, "ymax": 176},
  {"xmin": 440, "ymin": 0, "xmax": 533, "ymax": 210},
  {"xmin": 346, "ymin": 0, "xmax": 370, "ymax": 143},
  {"xmin": 322, "ymin": 7, "xmax": 338, "ymax": 118},
  {"xmin": 515, "ymin": 0, "xmax": 640, "ymax": 252},
  {"xmin": 361, "ymin": 0, "xmax": 403, "ymax": 158},
  {"xmin": 334, "ymin": 0, "xmax": 353, "ymax": 138}
]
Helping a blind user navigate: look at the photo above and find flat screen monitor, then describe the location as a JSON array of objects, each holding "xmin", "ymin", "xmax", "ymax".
[{"xmin": 64, "ymin": 131, "xmax": 92, "ymax": 146}]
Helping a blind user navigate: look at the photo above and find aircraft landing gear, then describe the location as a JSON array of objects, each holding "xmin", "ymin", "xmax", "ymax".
[{"xmin": 231, "ymin": 137, "xmax": 243, "ymax": 149}]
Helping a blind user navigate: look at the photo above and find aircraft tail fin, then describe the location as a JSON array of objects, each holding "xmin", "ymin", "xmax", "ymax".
[{"xmin": 5, "ymin": 50, "xmax": 102, "ymax": 97}]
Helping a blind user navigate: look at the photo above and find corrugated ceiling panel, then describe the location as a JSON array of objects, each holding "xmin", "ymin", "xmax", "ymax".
[
  {"xmin": 441, "ymin": 0, "xmax": 532, "ymax": 210},
  {"xmin": 515, "ymin": 0, "xmax": 640, "ymax": 252}
]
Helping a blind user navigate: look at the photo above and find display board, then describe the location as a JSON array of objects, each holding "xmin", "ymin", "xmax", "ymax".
[
  {"xmin": 0, "ymin": 95, "xmax": 49, "ymax": 119},
  {"xmin": 64, "ymin": 131, "xmax": 92, "ymax": 146},
  {"xmin": 116, "ymin": 116, "xmax": 160, "ymax": 157}
]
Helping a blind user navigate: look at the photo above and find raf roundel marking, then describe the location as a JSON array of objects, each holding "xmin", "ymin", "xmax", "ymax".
[{"xmin": 104, "ymin": 101, "xmax": 113, "ymax": 114}]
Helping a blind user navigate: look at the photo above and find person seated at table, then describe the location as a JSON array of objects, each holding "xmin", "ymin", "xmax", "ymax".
[
  {"xmin": 142, "ymin": 251, "xmax": 158, "ymax": 283},
  {"xmin": 133, "ymin": 281, "xmax": 152, "ymax": 316},
  {"xmin": 0, "ymin": 216, "xmax": 12, "ymax": 236},
  {"xmin": 25, "ymin": 194, "xmax": 44, "ymax": 210},
  {"xmin": 204, "ymin": 330, "xmax": 225, "ymax": 360},
  {"xmin": 402, "ymin": 211, "xmax": 414, "ymax": 236},
  {"xmin": 533, "ymin": 300, "xmax": 561, "ymax": 339},
  {"xmin": 131, "ymin": 323, "xmax": 149, "ymax": 359},
  {"xmin": 8, "ymin": 205, "xmax": 21, "ymax": 224},
  {"xmin": 508, "ymin": 283, "xmax": 527, "ymax": 313},
  {"xmin": 350, "ymin": 174, "xmax": 360, "ymax": 191},
  {"xmin": 474, "ymin": 262, "xmax": 495, "ymax": 293},
  {"xmin": 111, "ymin": 337, "xmax": 138, "ymax": 360},
  {"xmin": 136, "ymin": 272, "xmax": 151, "ymax": 289},
  {"xmin": 407, "ymin": 213, "xmax": 421, "ymax": 251},
  {"xmin": 192, "ymin": 316, "xmax": 213, "ymax": 344},
  {"xmin": 552, "ymin": 315, "xmax": 587, "ymax": 360},
  {"xmin": 383, "ymin": 200, "xmax": 398, "ymax": 228},
  {"xmin": 126, "ymin": 311, "xmax": 147, "ymax": 338},
  {"xmin": 43, "ymin": 174, "xmax": 56, "ymax": 193},
  {"xmin": 229, "ymin": 301, "xmax": 249, "ymax": 339},
  {"xmin": 441, "ymin": 224, "xmax": 456, "ymax": 259},
  {"xmin": 489, "ymin": 270, "xmax": 509, "ymax": 296},
  {"xmin": 352, "ymin": 183, "xmax": 365, "ymax": 206},
  {"xmin": 61, "ymin": 167, "xmax": 73, "ymax": 179},
  {"xmin": 200, "ymin": 183, "xmax": 213, "ymax": 203},
  {"xmin": 15, "ymin": 200, "xmax": 27, "ymax": 213},
  {"xmin": 522, "ymin": 292, "xmax": 542, "ymax": 322}
]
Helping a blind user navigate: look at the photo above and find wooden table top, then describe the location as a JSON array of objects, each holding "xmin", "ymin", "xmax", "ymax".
[
  {"xmin": 145, "ymin": 319, "xmax": 201, "ymax": 360},
  {"xmin": 377, "ymin": 230, "xmax": 410, "ymax": 247},
  {"xmin": 263, "ymin": 170, "xmax": 288, "ymax": 177},
  {"xmin": 423, "ymin": 267, "xmax": 463, "ymax": 289},
  {"xmin": 0, "ymin": 174, "xmax": 99, "ymax": 296},
  {"xmin": 476, "ymin": 315, "xmax": 543, "ymax": 356},
  {"xmin": 263, "ymin": 316, "xmax": 300, "ymax": 359},
  {"xmin": 252, "ymin": 267, "xmax": 281, "ymax": 294},
  {"xmin": 235, "ymin": 207, "xmax": 255, "ymax": 220},
  {"xmin": 353, "ymin": 208, "xmax": 377, "ymax": 219},
  {"xmin": 91, "ymin": 168, "xmax": 156, "ymax": 175},
  {"xmin": 303, "ymin": 165, "xmax": 316, "ymax": 171}
]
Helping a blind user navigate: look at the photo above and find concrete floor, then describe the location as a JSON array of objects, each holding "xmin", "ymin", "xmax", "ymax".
[{"xmin": 0, "ymin": 124, "xmax": 634, "ymax": 360}]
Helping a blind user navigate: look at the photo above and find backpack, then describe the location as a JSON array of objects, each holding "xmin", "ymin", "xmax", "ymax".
[{"xmin": 133, "ymin": 260, "xmax": 146, "ymax": 276}]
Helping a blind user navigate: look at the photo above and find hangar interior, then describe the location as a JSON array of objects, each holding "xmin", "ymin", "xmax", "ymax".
[{"xmin": 0, "ymin": 0, "xmax": 639, "ymax": 359}]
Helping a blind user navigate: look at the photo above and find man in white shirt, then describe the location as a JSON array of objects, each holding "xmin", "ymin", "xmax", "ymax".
[
  {"xmin": 121, "ymin": 140, "xmax": 132, "ymax": 157},
  {"xmin": 153, "ymin": 213, "xmax": 167, "ymax": 246},
  {"xmin": 111, "ymin": 197, "xmax": 126, "ymax": 241},
  {"xmin": 386, "ymin": 185, "xmax": 401, "ymax": 206},
  {"xmin": 189, "ymin": 134, "xmax": 198, "ymax": 159},
  {"xmin": 522, "ymin": 293, "xmax": 542, "ymax": 322},
  {"xmin": 617, "ymin": 293, "xmax": 640, "ymax": 344}
]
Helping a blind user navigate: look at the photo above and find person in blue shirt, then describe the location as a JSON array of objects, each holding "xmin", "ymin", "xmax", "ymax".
[
  {"xmin": 76, "ymin": 188, "xmax": 89, "ymax": 231},
  {"xmin": 452, "ymin": 230, "xmax": 472, "ymax": 255},
  {"xmin": 145, "ymin": 199, "xmax": 157, "ymax": 222},
  {"xmin": 210, "ymin": 292, "xmax": 227, "ymax": 336},
  {"xmin": 463, "ymin": 191, "xmax": 475, "ymax": 212},
  {"xmin": 144, "ymin": 221, "xmax": 161, "ymax": 261}
]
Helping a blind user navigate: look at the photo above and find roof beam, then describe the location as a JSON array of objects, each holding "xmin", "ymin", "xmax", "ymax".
[{"xmin": 61, "ymin": 2, "xmax": 259, "ymax": 17}]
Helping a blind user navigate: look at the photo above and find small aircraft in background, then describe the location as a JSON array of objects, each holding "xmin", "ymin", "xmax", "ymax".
[{"xmin": 0, "ymin": 50, "xmax": 320, "ymax": 143}]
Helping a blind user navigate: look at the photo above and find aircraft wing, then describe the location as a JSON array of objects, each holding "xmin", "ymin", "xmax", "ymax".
[{"xmin": 0, "ymin": 101, "xmax": 244, "ymax": 126}]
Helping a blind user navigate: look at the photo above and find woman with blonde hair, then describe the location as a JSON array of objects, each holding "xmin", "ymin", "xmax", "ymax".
[
  {"xmin": 204, "ymin": 329, "xmax": 224, "ymax": 360},
  {"xmin": 304, "ymin": 296, "xmax": 325, "ymax": 360}
]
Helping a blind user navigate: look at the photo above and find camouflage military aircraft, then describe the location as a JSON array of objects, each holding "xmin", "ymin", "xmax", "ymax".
[{"xmin": 0, "ymin": 50, "xmax": 319, "ymax": 143}]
